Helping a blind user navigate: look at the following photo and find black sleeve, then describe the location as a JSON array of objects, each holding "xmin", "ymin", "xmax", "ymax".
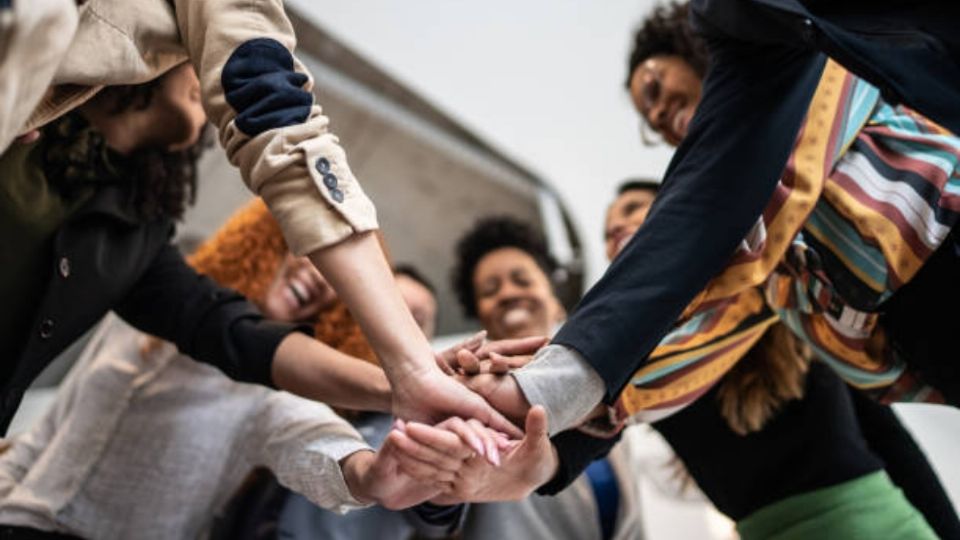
[
  {"xmin": 849, "ymin": 388, "xmax": 960, "ymax": 540},
  {"xmin": 553, "ymin": 36, "xmax": 827, "ymax": 401},
  {"xmin": 114, "ymin": 241, "xmax": 308, "ymax": 386},
  {"xmin": 536, "ymin": 429, "xmax": 621, "ymax": 496}
]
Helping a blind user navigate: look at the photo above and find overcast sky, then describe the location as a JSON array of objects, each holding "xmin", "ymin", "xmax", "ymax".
[{"xmin": 288, "ymin": 0, "xmax": 674, "ymax": 282}]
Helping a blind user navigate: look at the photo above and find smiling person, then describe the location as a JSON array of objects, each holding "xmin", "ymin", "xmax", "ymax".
[
  {"xmin": 479, "ymin": 0, "xmax": 960, "ymax": 480},
  {"xmin": 433, "ymin": 216, "xmax": 642, "ymax": 540}
]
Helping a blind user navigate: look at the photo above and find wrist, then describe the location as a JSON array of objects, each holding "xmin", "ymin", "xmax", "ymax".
[{"xmin": 341, "ymin": 450, "xmax": 377, "ymax": 504}]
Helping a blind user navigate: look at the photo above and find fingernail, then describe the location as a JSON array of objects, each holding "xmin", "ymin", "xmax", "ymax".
[
  {"xmin": 490, "ymin": 445, "xmax": 501, "ymax": 467},
  {"xmin": 470, "ymin": 437, "xmax": 485, "ymax": 457}
]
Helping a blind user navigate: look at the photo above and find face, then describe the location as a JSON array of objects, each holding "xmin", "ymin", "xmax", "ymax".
[
  {"xmin": 472, "ymin": 247, "xmax": 565, "ymax": 340},
  {"xmin": 262, "ymin": 254, "xmax": 338, "ymax": 323},
  {"xmin": 629, "ymin": 54, "xmax": 703, "ymax": 147},
  {"xmin": 149, "ymin": 62, "xmax": 207, "ymax": 151},
  {"xmin": 605, "ymin": 189, "xmax": 657, "ymax": 261},
  {"xmin": 396, "ymin": 274, "xmax": 438, "ymax": 340}
]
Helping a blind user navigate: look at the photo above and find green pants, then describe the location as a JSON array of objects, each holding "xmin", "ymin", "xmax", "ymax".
[{"xmin": 738, "ymin": 471, "xmax": 937, "ymax": 540}]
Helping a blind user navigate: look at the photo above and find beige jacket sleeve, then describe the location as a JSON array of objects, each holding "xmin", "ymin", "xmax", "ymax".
[
  {"xmin": 248, "ymin": 391, "xmax": 371, "ymax": 514},
  {"xmin": 172, "ymin": 0, "xmax": 378, "ymax": 255}
]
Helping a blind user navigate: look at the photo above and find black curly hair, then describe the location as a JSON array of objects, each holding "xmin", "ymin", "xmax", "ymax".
[
  {"xmin": 452, "ymin": 216, "xmax": 557, "ymax": 318},
  {"xmin": 625, "ymin": 2, "xmax": 709, "ymax": 89},
  {"xmin": 617, "ymin": 178, "xmax": 661, "ymax": 196},
  {"xmin": 41, "ymin": 74, "xmax": 207, "ymax": 222}
]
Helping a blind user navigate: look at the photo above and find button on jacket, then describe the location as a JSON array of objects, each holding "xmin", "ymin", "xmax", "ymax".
[
  {"xmin": 21, "ymin": 0, "xmax": 378, "ymax": 257},
  {"xmin": 0, "ymin": 180, "xmax": 300, "ymax": 432}
]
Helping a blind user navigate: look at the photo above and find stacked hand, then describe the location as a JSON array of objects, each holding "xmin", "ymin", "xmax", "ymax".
[
  {"xmin": 359, "ymin": 336, "xmax": 559, "ymax": 508},
  {"xmin": 388, "ymin": 333, "xmax": 547, "ymax": 442}
]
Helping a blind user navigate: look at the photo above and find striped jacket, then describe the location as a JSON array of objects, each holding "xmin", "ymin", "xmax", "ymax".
[{"xmin": 615, "ymin": 60, "xmax": 959, "ymax": 423}]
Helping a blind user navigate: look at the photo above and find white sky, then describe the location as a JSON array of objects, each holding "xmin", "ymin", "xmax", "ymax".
[{"xmin": 288, "ymin": 0, "xmax": 674, "ymax": 283}]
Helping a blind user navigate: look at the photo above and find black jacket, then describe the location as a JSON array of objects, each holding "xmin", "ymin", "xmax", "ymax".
[
  {"xmin": 1, "ymin": 183, "xmax": 299, "ymax": 431},
  {"xmin": 542, "ymin": 364, "xmax": 960, "ymax": 539},
  {"xmin": 554, "ymin": 0, "xmax": 960, "ymax": 400}
]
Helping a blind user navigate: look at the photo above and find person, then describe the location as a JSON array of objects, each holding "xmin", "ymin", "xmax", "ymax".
[
  {"xmin": 603, "ymin": 179, "xmax": 660, "ymax": 263},
  {"xmin": 0, "ymin": 0, "xmax": 518, "ymax": 435},
  {"xmin": 0, "ymin": 199, "xmax": 495, "ymax": 539},
  {"xmin": 472, "ymin": 0, "xmax": 960, "ymax": 477},
  {"xmin": 444, "ymin": 216, "xmax": 642, "ymax": 540},
  {"xmin": 394, "ymin": 265, "xmax": 439, "ymax": 340},
  {"xmin": 0, "ymin": 65, "xmax": 391, "ymax": 433}
]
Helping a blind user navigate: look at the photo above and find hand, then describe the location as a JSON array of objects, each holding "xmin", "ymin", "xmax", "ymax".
[
  {"xmin": 454, "ymin": 367, "xmax": 533, "ymax": 428},
  {"xmin": 341, "ymin": 445, "xmax": 441, "ymax": 511},
  {"xmin": 436, "ymin": 333, "xmax": 548, "ymax": 375},
  {"xmin": 391, "ymin": 364, "xmax": 525, "ymax": 443},
  {"xmin": 427, "ymin": 406, "xmax": 558, "ymax": 503},
  {"xmin": 453, "ymin": 348, "xmax": 537, "ymax": 376},
  {"xmin": 344, "ymin": 416, "xmax": 507, "ymax": 509}
]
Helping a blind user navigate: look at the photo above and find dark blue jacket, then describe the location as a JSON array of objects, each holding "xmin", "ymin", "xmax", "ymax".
[{"xmin": 554, "ymin": 0, "xmax": 960, "ymax": 400}]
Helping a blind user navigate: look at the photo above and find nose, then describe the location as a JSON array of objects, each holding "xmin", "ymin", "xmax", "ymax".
[{"xmin": 495, "ymin": 280, "xmax": 526, "ymax": 305}]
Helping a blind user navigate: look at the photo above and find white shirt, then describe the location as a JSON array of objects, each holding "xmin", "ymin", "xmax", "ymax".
[{"xmin": 0, "ymin": 315, "xmax": 369, "ymax": 539}]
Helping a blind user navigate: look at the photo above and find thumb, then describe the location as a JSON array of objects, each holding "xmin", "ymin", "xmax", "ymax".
[{"xmin": 523, "ymin": 405, "xmax": 549, "ymax": 442}]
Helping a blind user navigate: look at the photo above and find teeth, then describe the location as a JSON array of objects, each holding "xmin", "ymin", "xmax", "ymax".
[
  {"xmin": 289, "ymin": 280, "xmax": 310, "ymax": 306},
  {"xmin": 503, "ymin": 307, "xmax": 532, "ymax": 327}
]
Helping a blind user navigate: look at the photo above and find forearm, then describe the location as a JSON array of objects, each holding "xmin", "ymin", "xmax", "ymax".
[
  {"xmin": 308, "ymin": 232, "xmax": 434, "ymax": 379},
  {"xmin": 272, "ymin": 332, "xmax": 392, "ymax": 413}
]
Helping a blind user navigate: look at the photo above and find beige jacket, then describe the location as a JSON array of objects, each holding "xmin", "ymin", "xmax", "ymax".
[{"xmin": 23, "ymin": 0, "xmax": 378, "ymax": 255}]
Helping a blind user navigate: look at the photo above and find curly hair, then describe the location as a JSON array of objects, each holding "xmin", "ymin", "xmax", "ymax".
[
  {"xmin": 625, "ymin": 1, "xmax": 709, "ymax": 88},
  {"xmin": 77, "ymin": 71, "xmax": 210, "ymax": 220},
  {"xmin": 187, "ymin": 198, "xmax": 376, "ymax": 364},
  {"xmin": 452, "ymin": 216, "xmax": 557, "ymax": 318}
]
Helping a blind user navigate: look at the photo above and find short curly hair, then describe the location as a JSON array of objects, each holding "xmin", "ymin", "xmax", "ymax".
[
  {"xmin": 452, "ymin": 216, "xmax": 556, "ymax": 318},
  {"xmin": 625, "ymin": 2, "xmax": 709, "ymax": 88}
]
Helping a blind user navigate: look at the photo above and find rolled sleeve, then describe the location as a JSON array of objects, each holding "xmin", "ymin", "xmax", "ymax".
[
  {"xmin": 252, "ymin": 391, "xmax": 372, "ymax": 514},
  {"xmin": 173, "ymin": 0, "xmax": 378, "ymax": 256}
]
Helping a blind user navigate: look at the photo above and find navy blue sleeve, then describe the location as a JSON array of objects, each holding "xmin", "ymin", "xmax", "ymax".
[
  {"xmin": 115, "ymin": 241, "xmax": 308, "ymax": 386},
  {"xmin": 553, "ymin": 37, "xmax": 827, "ymax": 401}
]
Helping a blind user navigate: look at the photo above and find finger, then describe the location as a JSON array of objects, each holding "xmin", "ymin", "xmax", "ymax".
[
  {"xmin": 487, "ymin": 355, "xmax": 512, "ymax": 375},
  {"xmin": 435, "ymin": 353, "xmax": 456, "ymax": 376},
  {"xmin": 15, "ymin": 130, "xmax": 40, "ymax": 145},
  {"xmin": 405, "ymin": 419, "xmax": 477, "ymax": 461},
  {"xmin": 466, "ymin": 418, "xmax": 500, "ymax": 467},
  {"xmin": 389, "ymin": 429, "xmax": 466, "ymax": 472},
  {"xmin": 487, "ymin": 352, "xmax": 531, "ymax": 372},
  {"xmin": 477, "ymin": 336, "xmax": 549, "ymax": 358},
  {"xmin": 456, "ymin": 349, "xmax": 481, "ymax": 376},
  {"xmin": 524, "ymin": 405, "xmax": 549, "ymax": 443},
  {"xmin": 437, "ymin": 331, "xmax": 488, "ymax": 370},
  {"xmin": 474, "ymin": 397, "xmax": 524, "ymax": 439}
]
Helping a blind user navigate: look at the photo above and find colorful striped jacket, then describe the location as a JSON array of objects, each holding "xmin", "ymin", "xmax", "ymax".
[{"xmin": 614, "ymin": 60, "xmax": 960, "ymax": 424}]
